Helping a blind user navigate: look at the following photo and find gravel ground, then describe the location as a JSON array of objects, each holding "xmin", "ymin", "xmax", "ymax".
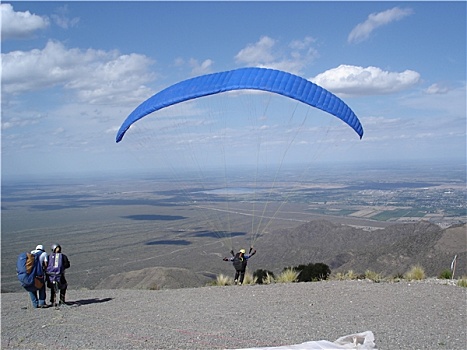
[{"xmin": 1, "ymin": 280, "xmax": 466, "ymax": 350}]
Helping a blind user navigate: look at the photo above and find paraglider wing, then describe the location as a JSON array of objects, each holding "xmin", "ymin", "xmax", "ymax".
[{"xmin": 116, "ymin": 67, "xmax": 363, "ymax": 143}]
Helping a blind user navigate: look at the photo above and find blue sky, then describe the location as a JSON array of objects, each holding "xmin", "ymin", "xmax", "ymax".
[{"xmin": 1, "ymin": 1, "xmax": 466, "ymax": 179}]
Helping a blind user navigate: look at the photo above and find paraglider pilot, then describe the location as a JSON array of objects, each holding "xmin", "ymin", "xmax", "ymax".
[{"xmin": 223, "ymin": 247, "xmax": 256, "ymax": 285}]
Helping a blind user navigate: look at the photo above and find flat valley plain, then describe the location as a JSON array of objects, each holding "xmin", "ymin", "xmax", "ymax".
[{"xmin": 2, "ymin": 161, "xmax": 466, "ymax": 292}]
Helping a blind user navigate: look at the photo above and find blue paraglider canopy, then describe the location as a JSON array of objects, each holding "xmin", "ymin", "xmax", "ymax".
[{"xmin": 116, "ymin": 67, "xmax": 363, "ymax": 143}]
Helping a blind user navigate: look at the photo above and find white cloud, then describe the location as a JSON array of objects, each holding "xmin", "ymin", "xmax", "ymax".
[
  {"xmin": 2, "ymin": 40, "xmax": 156, "ymax": 104},
  {"xmin": 348, "ymin": 7, "xmax": 413, "ymax": 44},
  {"xmin": 173, "ymin": 57, "xmax": 185, "ymax": 67},
  {"xmin": 188, "ymin": 58, "xmax": 214, "ymax": 76},
  {"xmin": 1, "ymin": 113, "xmax": 44, "ymax": 130},
  {"xmin": 1, "ymin": 3, "xmax": 50, "ymax": 40},
  {"xmin": 235, "ymin": 36, "xmax": 276, "ymax": 65},
  {"xmin": 50, "ymin": 4, "xmax": 80, "ymax": 29},
  {"xmin": 234, "ymin": 35, "xmax": 317, "ymax": 74},
  {"xmin": 311, "ymin": 65, "xmax": 420, "ymax": 96},
  {"xmin": 424, "ymin": 83, "xmax": 450, "ymax": 95},
  {"xmin": 401, "ymin": 84, "xmax": 466, "ymax": 116}
]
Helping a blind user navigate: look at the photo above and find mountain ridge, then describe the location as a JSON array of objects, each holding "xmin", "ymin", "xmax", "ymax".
[{"xmin": 90, "ymin": 220, "xmax": 466, "ymax": 290}]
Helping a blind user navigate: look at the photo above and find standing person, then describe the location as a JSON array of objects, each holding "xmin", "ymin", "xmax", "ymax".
[
  {"xmin": 17, "ymin": 247, "xmax": 46, "ymax": 308},
  {"xmin": 31, "ymin": 244, "xmax": 49, "ymax": 269},
  {"xmin": 47, "ymin": 244, "xmax": 70, "ymax": 306},
  {"xmin": 223, "ymin": 248, "xmax": 256, "ymax": 285},
  {"xmin": 30, "ymin": 245, "xmax": 48, "ymax": 308}
]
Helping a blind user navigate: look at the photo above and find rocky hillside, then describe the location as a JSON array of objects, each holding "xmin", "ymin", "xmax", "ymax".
[
  {"xmin": 92, "ymin": 220, "xmax": 465, "ymax": 290},
  {"xmin": 253, "ymin": 220, "xmax": 466, "ymax": 278}
]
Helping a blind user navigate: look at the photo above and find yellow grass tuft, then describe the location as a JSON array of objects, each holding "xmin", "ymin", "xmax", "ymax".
[
  {"xmin": 404, "ymin": 264, "xmax": 426, "ymax": 280},
  {"xmin": 214, "ymin": 274, "xmax": 234, "ymax": 286},
  {"xmin": 241, "ymin": 271, "xmax": 257, "ymax": 285},
  {"xmin": 457, "ymin": 276, "xmax": 467, "ymax": 288},
  {"xmin": 276, "ymin": 268, "xmax": 299, "ymax": 283},
  {"xmin": 262, "ymin": 272, "xmax": 275, "ymax": 284},
  {"xmin": 345, "ymin": 270, "xmax": 358, "ymax": 280},
  {"xmin": 365, "ymin": 269, "xmax": 383, "ymax": 283}
]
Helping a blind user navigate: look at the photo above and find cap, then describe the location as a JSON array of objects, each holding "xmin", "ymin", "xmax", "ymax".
[
  {"xmin": 239, "ymin": 249, "xmax": 246, "ymax": 254},
  {"xmin": 36, "ymin": 245, "xmax": 44, "ymax": 251},
  {"xmin": 51, "ymin": 243, "xmax": 61, "ymax": 252}
]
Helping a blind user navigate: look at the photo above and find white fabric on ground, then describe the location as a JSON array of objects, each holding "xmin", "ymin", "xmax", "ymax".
[{"xmin": 232, "ymin": 331, "xmax": 376, "ymax": 350}]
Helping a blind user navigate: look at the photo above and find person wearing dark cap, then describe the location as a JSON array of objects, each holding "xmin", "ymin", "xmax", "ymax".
[{"xmin": 47, "ymin": 243, "xmax": 70, "ymax": 306}]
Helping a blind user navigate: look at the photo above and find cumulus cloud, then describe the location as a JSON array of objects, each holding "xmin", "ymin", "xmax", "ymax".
[
  {"xmin": 170, "ymin": 57, "xmax": 213, "ymax": 76},
  {"xmin": 2, "ymin": 40, "xmax": 155, "ymax": 104},
  {"xmin": 311, "ymin": 65, "xmax": 420, "ymax": 96},
  {"xmin": 234, "ymin": 35, "xmax": 318, "ymax": 74},
  {"xmin": 1, "ymin": 3, "xmax": 50, "ymax": 40},
  {"xmin": 188, "ymin": 58, "xmax": 214, "ymax": 76},
  {"xmin": 235, "ymin": 36, "xmax": 276, "ymax": 65},
  {"xmin": 348, "ymin": 7, "xmax": 413, "ymax": 44}
]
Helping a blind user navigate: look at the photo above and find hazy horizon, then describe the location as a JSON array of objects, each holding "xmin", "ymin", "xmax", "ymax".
[{"xmin": 3, "ymin": 157, "xmax": 466, "ymax": 183}]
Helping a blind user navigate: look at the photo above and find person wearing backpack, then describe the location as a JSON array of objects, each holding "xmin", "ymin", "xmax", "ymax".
[
  {"xmin": 223, "ymin": 247, "xmax": 256, "ymax": 285},
  {"xmin": 16, "ymin": 247, "xmax": 46, "ymax": 308},
  {"xmin": 46, "ymin": 243, "xmax": 70, "ymax": 306},
  {"xmin": 30, "ymin": 244, "xmax": 49, "ymax": 307},
  {"xmin": 31, "ymin": 244, "xmax": 49, "ymax": 269}
]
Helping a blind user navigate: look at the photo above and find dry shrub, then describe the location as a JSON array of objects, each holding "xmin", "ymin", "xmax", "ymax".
[
  {"xmin": 345, "ymin": 270, "xmax": 358, "ymax": 280},
  {"xmin": 263, "ymin": 272, "xmax": 275, "ymax": 284},
  {"xmin": 242, "ymin": 271, "xmax": 257, "ymax": 285},
  {"xmin": 365, "ymin": 269, "xmax": 384, "ymax": 282},
  {"xmin": 404, "ymin": 265, "xmax": 426, "ymax": 280},
  {"xmin": 214, "ymin": 274, "xmax": 233, "ymax": 286},
  {"xmin": 457, "ymin": 276, "xmax": 467, "ymax": 288},
  {"xmin": 276, "ymin": 268, "xmax": 299, "ymax": 283}
]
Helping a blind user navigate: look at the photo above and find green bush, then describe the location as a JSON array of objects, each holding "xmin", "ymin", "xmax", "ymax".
[
  {"xmin": 439, "ymin": 269, "xmax": 452, "ymax": 279},
  {"xmin": 293, "ymin": 262, "xmax": 331, "ymax": 282}
]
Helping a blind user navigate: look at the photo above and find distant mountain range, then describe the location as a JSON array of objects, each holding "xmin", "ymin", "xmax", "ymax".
[{"xmin": 94, "ymin": 220, "xmax": 466, "ymax": 290}]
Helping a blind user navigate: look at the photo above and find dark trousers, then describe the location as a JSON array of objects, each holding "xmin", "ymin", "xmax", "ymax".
[
  {"xmin": 50, "ymin": 283, "xmax": 66, "ymax": 304},
  {"xmin": 48, "ymin": 277, "xmax": 67, "ymax": 305},
  {"xmin": 234, "ymin": 269, "xmax": 246, "ymax": 284}
]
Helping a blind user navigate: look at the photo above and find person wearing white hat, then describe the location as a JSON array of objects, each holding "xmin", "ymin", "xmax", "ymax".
[
  {"xmin": 31, "ymin": 245, "xmax": 48, "ymax": 268},
  {"xmin": 30, "ymin": 244, "xmax": 49, "ymax": 308}
]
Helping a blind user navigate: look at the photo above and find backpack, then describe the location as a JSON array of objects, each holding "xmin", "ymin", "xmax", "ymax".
[
  {"xmin": 232, "ymin": 253, "xmax": 246, "ymax": 270},
  {"xmin": 16, "ymin": 252, "xmax": 43, "ymax": 288},
  {"xmin": 47, "ymin": 253, "xmax": 65, "ymax": 283}
]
